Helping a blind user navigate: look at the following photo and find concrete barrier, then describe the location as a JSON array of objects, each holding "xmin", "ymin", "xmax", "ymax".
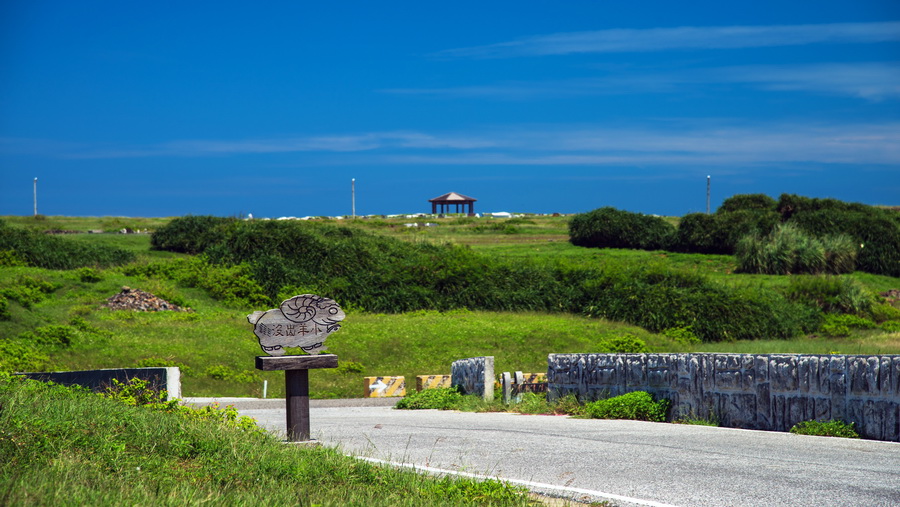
[
  {"xmin": 17, "ymin": 367, "xmax": 181, "ymax": 401},
  {"xmin": 547, "ymin": 353, "xmax": 900, "ymax": 441},
  {"xmin": 451, "ymin": 356, "xmax": 494, "ymax": 401},
  {"xmin": 416, "ymin": 374, "xmax": 452, "ymax": 391},
  {"xmin": 364, "ymin": 376, "xmax": 406, "ymax": 397}
]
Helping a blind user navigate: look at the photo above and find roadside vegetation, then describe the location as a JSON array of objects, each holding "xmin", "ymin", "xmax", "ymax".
[
  {"xmin": 397, "ymin": 388, "xmax": 670, "ymax": 424},
  {"xmin": 0, "ymin": 373, "xmax": 530, "ymax": 506}
]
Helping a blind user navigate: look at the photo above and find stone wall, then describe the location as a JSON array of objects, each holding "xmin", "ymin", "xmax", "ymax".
[
  {"xmin": 451, "ymin": 356, "xmax": 494, "ymax": 401},
  {"xmin": 547, "ymin": 353, "xmax": 900, "ymax": 441}
]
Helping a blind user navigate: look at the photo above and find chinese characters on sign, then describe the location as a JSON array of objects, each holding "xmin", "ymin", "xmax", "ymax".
[{"xmin": 247, "ymin": 294, "xmax": 345, "ymax": 356}]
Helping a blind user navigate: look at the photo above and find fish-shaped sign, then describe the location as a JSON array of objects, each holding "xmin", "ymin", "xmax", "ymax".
[{"xmin": 247, "ymin": 294, "xmax": 345, "ymax": 356}]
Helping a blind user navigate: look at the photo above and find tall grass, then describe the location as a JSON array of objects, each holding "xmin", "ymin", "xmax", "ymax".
[{"xmin": 735, "ymin": 223, "xmax": 857, "ymax": 275}]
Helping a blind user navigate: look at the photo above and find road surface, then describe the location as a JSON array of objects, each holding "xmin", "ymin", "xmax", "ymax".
[{"xmin": 190, "ymin": 399, "xmax": 900, "ymax": 506}]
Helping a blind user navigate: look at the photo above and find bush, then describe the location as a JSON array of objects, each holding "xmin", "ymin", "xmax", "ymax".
[
  {"xmin": 882, "ymin": 321, "xmax": 900, "ymax": 332},
  {"xmin": 0, "ymin": 296, "xmax": 8, "ymax": 321},
  {"xmin": 75, "ymin": 267, "xmax": 103, "ymax": 283},
  {"xmin": 0, "ymin": 339, "xmax": 53, "ymax": 372},
  {"xmin": 569, "ymin": 207, "xmax": 675, "ymax": 251},
  {"xmin": 675, "ymin": 210, "xmax": 779, "ymax": 255},
  {"xmin": 735, "ymin": 223, "xmax": 857, "ymax": 275},
  {"xmin": 790, "ymin": 420, "xmax": 859, "ymax": 438},
  {"xmin": 583, "ymin": 391, "xmax": 669, "ymax": 422},
  {"xmin": 662, "ymin": 326, "xmax": 701, "ymax": 345},
  {"xmin": 0, "ymin": 275, "xmax": 60, "ymax": 310},
  {"xmin": 395, "ymin": 387, "xmax": 463, "ymax": 410},
  {"xmin": 599, "ymin": 334, "xmax": 650, "ymax": 353},
  {"xmin": 0, "ymin": 220, "xmax": 135, "ymax": 269},
  {"xmin": 717, "ymin": 193, "xmax": 777, "ymax": 213},
  {"xmin": 582, "ymin": 263, "xmax": 818, "ymax": 341},
  {"xmin": 819, "ymin": 314, "xmax": 878, "ymax": 338},
  {"xmin": 778, "ymin": 194, "xmax": 900, "ymax": 277},
  {"xmin": 785, "ymin": 276, "xmax": 873, "ymax": 315},
  {"xmin": 150, "ymin": 215, "xmax": 236, "ymax": 254}
]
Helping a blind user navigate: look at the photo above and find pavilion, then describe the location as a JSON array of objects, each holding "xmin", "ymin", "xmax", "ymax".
[{"xmin": 428, "ymin": 192, "xmax": 477, "ymax": 215}]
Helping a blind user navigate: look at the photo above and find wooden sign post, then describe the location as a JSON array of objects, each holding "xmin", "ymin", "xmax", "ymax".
[
  {"xmin": 256, "ymin": 354, "xmax": 338, "ymax": 441},
  {"xmin": 249, "ymin": 295, "xmax": 345, "ymax": 442}
]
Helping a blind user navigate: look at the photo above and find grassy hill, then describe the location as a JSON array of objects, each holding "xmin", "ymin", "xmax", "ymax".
[{"xmin": 1, "ymin": 214, "xmax": 898, "ymax": 399}]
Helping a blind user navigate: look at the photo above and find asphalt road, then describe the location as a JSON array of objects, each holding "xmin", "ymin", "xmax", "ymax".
[{"xmin": 200, "ymin": 399, "xmax": 900, "ymax": 507}]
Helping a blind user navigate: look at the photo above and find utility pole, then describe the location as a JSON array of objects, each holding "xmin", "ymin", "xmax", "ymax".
[
  {"xmin": 33, "ymin": 178, "xmax": 38, "ymax": 217},
  {"xmin": 706, "ymin": 175, "xmax": 711, "ymax": 214},
  {"xmin": 351, "ymin": 178, "xmax": 356, "ymax": 218}
]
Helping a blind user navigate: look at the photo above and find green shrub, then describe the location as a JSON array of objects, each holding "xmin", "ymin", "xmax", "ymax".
[
  {"xmin": 582, "ymin": 263, "xmax": 818, "ymax": 341},
  {"xmin": 779, "ymin": 194, "xmax": 900, "ymax": 277},
  {"xmin": 674, "ymin": 210, "xmax": 778, "ymax": 255},
  {"xmin": 0, "ymin": 275, "xmax": 60, "ymax": 309},
  {"xmin": 0, "ymin": 339, "xmax": 53, "ymax": 372},
  {"xmin": 718, "ymin": 193, "xmax": 777, "ymax": 213},
  {"xmin": 0, "ymin": 219, "xmax": 135, "ymax": 269},
  {"xmin": 148, "ymin": 215, "xmax": 817, "ymax": 342},
  {"xmin": 150, "ymin": 215, "xmax": 236, "ymax": 254},
  {"xmin": 662, "ymin": 326, "xmax": 701, "ymax": 345},
  {"xmin": 871, "ymin": 303, "xmax": 900, "ymax": 323},
  {"xmin": 569, "ymin": 207, "xmax": 676, "ymax": 251},
  {"xmin": 785, "ymin": 276, "xmax": 873, "ymax": 315},
  {"xmin": 124, "ymin": 257, "xmax": 269, "ymax": 308},
  {"xmin": 395, "ymin": 387, "xmax": 463, "ymax": 410},
  {"xmin": 881, "ymin": 321, "xmax": 900, "ymax": 332},
  {"xmin": 736, "ymin": 223, "xmax": 857, "ymax": 275},
  {"xmin": 599, "ymin": 334, "xmax": 650, "ymax": 353},
  {"xmin": 75, "ymin": 267, "xmax": 103, "ymax": 283},
  {"xmin": 0, "ymin": 249, "xmax": 28, "ymax": 267},
  {"xmin": 583, "ymin": 391, "xmax": 669, "ymax": 422},
  {"xmin": 819, "ymin": 314, "xmax": 878, "ymax": 338},
  {"xmin": 510, "ymin": 392, "xmax": 554, "ymax": 414},
  {"xmin": 30, "ymin": 325, "xmax": 78, "ymax": 346},
  {"xmin": 790, "ymin": 419, "xmax": 859, "ymax": 438}
]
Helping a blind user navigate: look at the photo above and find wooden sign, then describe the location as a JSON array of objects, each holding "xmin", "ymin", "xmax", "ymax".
[{"xmin": 247, "ymin": 294, "xmax": 345, "ymax": 356}]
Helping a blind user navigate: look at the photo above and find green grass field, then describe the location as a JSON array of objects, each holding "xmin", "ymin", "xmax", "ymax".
[{"xmin": 2, "ymin": 214, "xmax": 898, "ymax": 399}]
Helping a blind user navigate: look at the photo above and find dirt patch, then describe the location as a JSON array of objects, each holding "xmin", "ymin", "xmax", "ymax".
[{"xmin": 104, "ymin": 286, "xmax": 190, "ymax": 312}]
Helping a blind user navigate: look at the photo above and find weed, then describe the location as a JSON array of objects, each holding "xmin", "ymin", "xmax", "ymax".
[
  {"xmin": 790, "ymin": 419, "xmax": 859, "ymax": 438},
  {"xmin": 75, "ymin": 267, "xmax": 103, "ymax": 283},
  {"xmin": 785, "ymin": 275, "xmax": 873, "ymax": 315},
  {"xmin": 881, "ymin": 321, "xmax": 900, "ymax": 332},
  {"xmin": 599, "ymin": 333, "xmax": 651, "ymax": 353},
  {"xmin": 583, "ymin": 391, "xmax": 669, "ymax": 422},
  {"xmin": 396, "ymin": 387, "xmax": 464, "ymax": 410},
  {"xmin": 662, "ymin": 326, "xmax": 702, "ymax": 345},
  {"xmin": 820, "ymin": 314, "xmax": 878, "ymax": 337}
]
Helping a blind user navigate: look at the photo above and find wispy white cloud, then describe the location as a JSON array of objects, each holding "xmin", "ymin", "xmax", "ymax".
[
  {"xmin": 436, "ymin": 22, "xmax": 900, "ymax": 58},
  {"xmin": 713, "ymin": 62, "xmax": 900, "ymax": 101},
  {"xmin": 3, "ymin": 121, "xmax": 898, "ymax": 167},
  {"xmin": 383, "ymin": 62, "xmax": 900, "ymax": 101}
]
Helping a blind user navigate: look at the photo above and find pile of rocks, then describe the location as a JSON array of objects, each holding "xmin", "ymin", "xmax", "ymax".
[{"xmin": 104, "ymin": 286, "xmax": 190, "ymax": 312}]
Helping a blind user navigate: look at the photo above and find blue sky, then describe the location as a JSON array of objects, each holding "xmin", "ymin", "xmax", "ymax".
[{"xmin": 1, "ymin": 1, "xmax": 898, "ymax": 217}]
